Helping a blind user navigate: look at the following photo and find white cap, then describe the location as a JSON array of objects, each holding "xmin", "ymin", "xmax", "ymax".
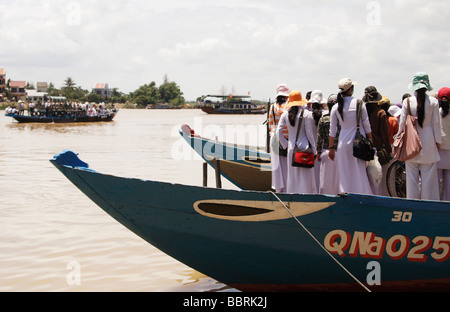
[
  {"xmin": 338, "ymin": 78, "xmax": 357, "ymax": 93},
  {"xmin": 388, "ymin": 105, "xmax": 401, "ymax": 118}
]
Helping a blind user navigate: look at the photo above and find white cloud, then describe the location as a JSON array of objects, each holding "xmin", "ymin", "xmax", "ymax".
[{"xmin": 0, "ymin": 0, "xmax": 448, "ymax": 101}]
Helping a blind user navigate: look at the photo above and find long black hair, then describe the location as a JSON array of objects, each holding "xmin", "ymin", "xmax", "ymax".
[
  {"xmin": 288, "ymin": 106, "xmax": 299, "ymax": 127},
  {"xmin": 327, "ymin": 96, "xmax": 337, "ymax": 112},
  {"xmin": 337, "ymin": 92, "xmax": 345, "ymax": 121},
  {"xmin": 441, "ymin": 97, "xmax": 449, "ymax": 118},
  {"xmin": 312, "ymin": 102, "xmax": 322, "ymax": 126},
  {"xmin": 337, "ymin": 86, "xmax": 353, "ymax": 121},
  {"xmin": 416, "ymin": 88, "xmax": 426, "ymax": 128},
  {"xmin": 276, "ymin": 95, "xmax": 287, "ymax": 105}
]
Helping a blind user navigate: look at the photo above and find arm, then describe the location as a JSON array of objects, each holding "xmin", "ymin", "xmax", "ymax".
[
  {"xmin": 328, "ymin": 107, "xmax": 338, "ymax": 161},
  {"xmin": 360, "ymin": 103, "xmax": 374, "ymax": 146},
  {"xmin": 361, "ymin": 103, "xmax": 373, "ymax": 138},
  {"xmin": 276, "ymin": 111, "xmax": 289, "ymax": 149},
  {"xmin": 396, "ymin": 99, "xmax": 408, "ymax": 136},
  {"xmin": 432, "ymin": 99, "xmax": 442, "ymax": 148},
  {"xmin": 316, "ymin": 119, "xmax": 324, "ymax": 161},
  {"xmin": 328, "ymin": 136, "xmax": 336, "ymax": 161},
  {"xmin": 305, "ymin": 111, "xmax": 317, "ymax": 155},
  {"xmin": 268, "ymin": 105, "xmax": 275, "ymax": 134},
  {"xmin": 379, "ymin": 112, "xmax": 392, "ymax": 152}
]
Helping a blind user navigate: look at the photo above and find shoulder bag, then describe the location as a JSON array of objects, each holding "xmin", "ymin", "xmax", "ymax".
[
  {"xmin": 377, "ymin": 145, "xmax": 393, "ymax": 166},
  {"xmin": 392, "ymin": 98, "xmax": 422, "ymax": 161},
  {"xmin": 353, "ymin": 100, "xmax": 375, "ymax": 161},
  {"xmin": 292, "ymin": 110, "xmax": 315, "ymax": 168}
]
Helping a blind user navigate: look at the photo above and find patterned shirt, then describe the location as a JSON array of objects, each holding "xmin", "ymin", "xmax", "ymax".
[
  {"xmin": 269, "ymin": 104, "xmax": 288, "ymax": 138},
  {"xmin": 317, "ymin": 113, "xmax": 339, "ymax": 152}
]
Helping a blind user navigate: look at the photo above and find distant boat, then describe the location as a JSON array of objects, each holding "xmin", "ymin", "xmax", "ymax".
[
  {"xmin": 51, "ymin": 150, "xmax": 450, "ymax": 292},
  {"xmin": 5, "ymin": 111, "xmax": 117, "ymax": 123},
  {"xmin": 200, "ymin": 95, "xmax": 267, "ymax": 115}
]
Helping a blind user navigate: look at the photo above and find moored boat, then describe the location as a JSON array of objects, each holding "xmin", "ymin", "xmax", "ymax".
[
  {"xmin": 51, "ymin": 150, "xmax": 450, "ymax": 292},
  {"xmin": 180, "ymin": 124, "xmax": 271, "ymax": 191},
  {"xmin": 199, "ymin": 95, "xmax": 267, "ymax": 115}
]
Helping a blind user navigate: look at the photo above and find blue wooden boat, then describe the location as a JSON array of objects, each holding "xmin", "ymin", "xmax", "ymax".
[
  {"xmin": 51, "ymin": 150, "xmax": 450, "ymax": 292},
  {"xmin": 180, "ymin": 124, "xmax": 272, "ymax": 191},
  {"xmin": 5, "ymin": 111, "xmax": 117, "ymax": 123}
]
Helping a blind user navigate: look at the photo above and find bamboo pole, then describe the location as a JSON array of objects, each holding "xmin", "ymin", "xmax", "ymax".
[{"xmin": 215, "ymin": 158, "xmax": 222, "ymax": 189}]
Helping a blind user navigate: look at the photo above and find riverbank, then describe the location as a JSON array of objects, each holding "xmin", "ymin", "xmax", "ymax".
[{"xmin": 0, "ymin": 101, "xmax": 200, "ymax": 110}]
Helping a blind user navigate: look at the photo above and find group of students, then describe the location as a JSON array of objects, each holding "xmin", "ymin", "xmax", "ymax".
[
  {"xmin": 269, "ymin": 72, "xmax": 450, "ymax": 201},
  {"xmin": 43, "ymin": 101, "xmax": 108, "ymax": 117},
  {"xmin": 7, "ymin": 100, "xmax": 112, "ymax": 117}
]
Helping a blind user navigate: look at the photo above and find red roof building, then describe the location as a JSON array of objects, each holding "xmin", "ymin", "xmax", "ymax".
[
  {"xmin": 10, "ymin": 81, "xmax": 27, "ymax": 101},
  {"xmin": 93, "ymin": 83, "xmax": 111, "ymax": 98}
]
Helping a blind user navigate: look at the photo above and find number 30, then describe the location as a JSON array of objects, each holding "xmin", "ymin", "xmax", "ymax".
[{"xmin": 392, "ymin": 211, "xmax": 413, "ymax": 223}]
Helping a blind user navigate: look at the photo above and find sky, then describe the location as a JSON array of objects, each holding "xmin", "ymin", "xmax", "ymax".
[{"xmin": 1, "ymin": 0, "xmax": 449, "ymax": 102}]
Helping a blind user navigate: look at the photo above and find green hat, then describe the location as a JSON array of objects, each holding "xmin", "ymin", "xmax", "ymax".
[{"xmin": 408, "ymin": 72, "xmax": 434, "ymax": 91}]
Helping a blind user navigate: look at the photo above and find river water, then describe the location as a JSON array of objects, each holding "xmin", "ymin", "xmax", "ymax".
[{"xmin": 0, "ymin": 109, "xmax": 268, "ymax": 292}]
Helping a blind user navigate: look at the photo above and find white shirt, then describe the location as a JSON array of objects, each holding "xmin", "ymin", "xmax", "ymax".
[{"xmin": 397, "ymin": 93, "xmax": 442, "ymax": 164}]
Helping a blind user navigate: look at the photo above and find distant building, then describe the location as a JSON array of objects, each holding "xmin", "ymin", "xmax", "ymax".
[
  {"xmin": 36, "ymin": 82, "xmax": 48, "ymax": 93},
  {"xmin": 9, "ymin": 81, "xmax": 27, "ymax": 101},
  {"xmin": 93, "ymin": 83, "xmax": 111, "ymax": 98},
  {"xmin": 26, "ymin": 82, "xmax": 49, "ymax": 102},
  {"xmin": 0, "ymin": 68, "xmax": 5, "ymax": 100}
]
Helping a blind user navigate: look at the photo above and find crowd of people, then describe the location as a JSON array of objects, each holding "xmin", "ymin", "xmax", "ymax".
[
  {"xmin": 5, "ymin": 100, "xmax": 116, "ymax": 118},
  {"xmin": 269, "ymin": 72, "xmax": 450, "ymax": 201}
]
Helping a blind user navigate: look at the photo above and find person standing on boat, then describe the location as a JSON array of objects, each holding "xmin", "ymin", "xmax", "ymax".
[
  {"xmin": 18, "ymin": 100, "xmax": 25, "ymax": 115},
  {"xmin": 29, "ymin": 101, "xmax": 35, "ymax": 116},
  {"xmin": 329, "ymin": 78, "xmax": 374, "ymax": 195},
  {"xmin": 310, "ymin": 90, "xmax": 325, "ymax": 192},
  {"xmin": 381, "ymin": 98, "xmax": 401, "ymax": 144},
  {"xmin": 396, "ymin": 72, "xmax": 442, "ymax": 200},
  {"xmin": 437, "ymin": 87, "xmax": 450, "ymax": 201},
  {"xmin": 362, "ymin": 86, "xmax": 392, "ymax": 196},
  {"xmin": 317, "ymin": 94, "xmax": 340, "ymax": 195},
  {"xmin": 269, "ymin": 84, "xmax": 290, "ymax": 193},
  {"xmin": 45, "ymin": 100, "xmax": 51, "ymax": 116},
  {"xmin": 277, "ymin": 90, "xmax": 317, "ymax": 194}
]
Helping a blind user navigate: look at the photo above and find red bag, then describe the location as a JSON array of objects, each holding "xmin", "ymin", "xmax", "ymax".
[
  {"xmin": 291, "ymin": 110, "xmax": 315, "ymax": 168},
  {"xmin": 292, "ymin": 148, "xmax": 315, "ymax": 168},
  {"xmin": 392, "ymin": 98, "xmax": 422, "ymax": 161}
]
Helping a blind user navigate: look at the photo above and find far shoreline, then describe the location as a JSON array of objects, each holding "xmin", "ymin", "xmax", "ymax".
[{"xmin": 0, "ymin": 101, "xmax": 200, "ymax": 110}]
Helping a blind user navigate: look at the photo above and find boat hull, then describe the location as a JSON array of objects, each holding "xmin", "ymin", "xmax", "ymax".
[
  {"xmin": 180, "ymin": 125, "xmax": 272, "ymax": 191},
  {"xmin": 51, "ymin": 150, "xmax": 450, "ymax": 292},
  {"xmin": 5, "ymin": 113, "xmax": 117, "ymax": 123},
  {"xmin": 200, "ymin": 106, "xmax": 267, "ymax": 115}
]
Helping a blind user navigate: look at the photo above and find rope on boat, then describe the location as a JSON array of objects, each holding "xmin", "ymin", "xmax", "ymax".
[{"xmin": 268, "ymin": 191, "xmax": 371, "ymax": 293}]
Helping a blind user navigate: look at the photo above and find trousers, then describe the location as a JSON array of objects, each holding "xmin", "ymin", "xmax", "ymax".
[
  {"xmin": 405, "ymin": 162, "xmax": 439, "ymax": 200},
  {"xmin": 438, "ymin": 169, "xmax": 450, "ymax": 201}
]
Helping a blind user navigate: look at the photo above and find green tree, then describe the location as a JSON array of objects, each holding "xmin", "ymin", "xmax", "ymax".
[
  {"xmin": 129, "ymin": 82, "xmax": 160, "ymax": 107},
  {"xmin": 64, "ymin": 77, "xmax": 76, "ymax": 89},
  {"xmin": 110, "ymin": 88, "xmax": 128, "ymax": 103},
  {"xmin": 159, "ymin": 80, "xmax": 185, "ymax": 106},
  {"xmin": 86, "ymin": 92, "xmax": 104, "ymax": 103},
  {"xmin": 47, "ymin": 82, "xmax": 61, "ymax": 96},
  {"xmin": 62, "ymin": 86, "xmax": 88, "ymax": 101}
]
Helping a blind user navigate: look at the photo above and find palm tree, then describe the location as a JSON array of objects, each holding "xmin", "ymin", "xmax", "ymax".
[{"xmin": 64, "ymin": 77, "xmax": 76, "ymax": 89}]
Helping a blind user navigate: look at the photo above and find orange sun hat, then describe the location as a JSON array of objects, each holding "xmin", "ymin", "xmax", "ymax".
[{"xmin": 285, "ymin": 90, "xmax": 308, "ymax": 108}]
